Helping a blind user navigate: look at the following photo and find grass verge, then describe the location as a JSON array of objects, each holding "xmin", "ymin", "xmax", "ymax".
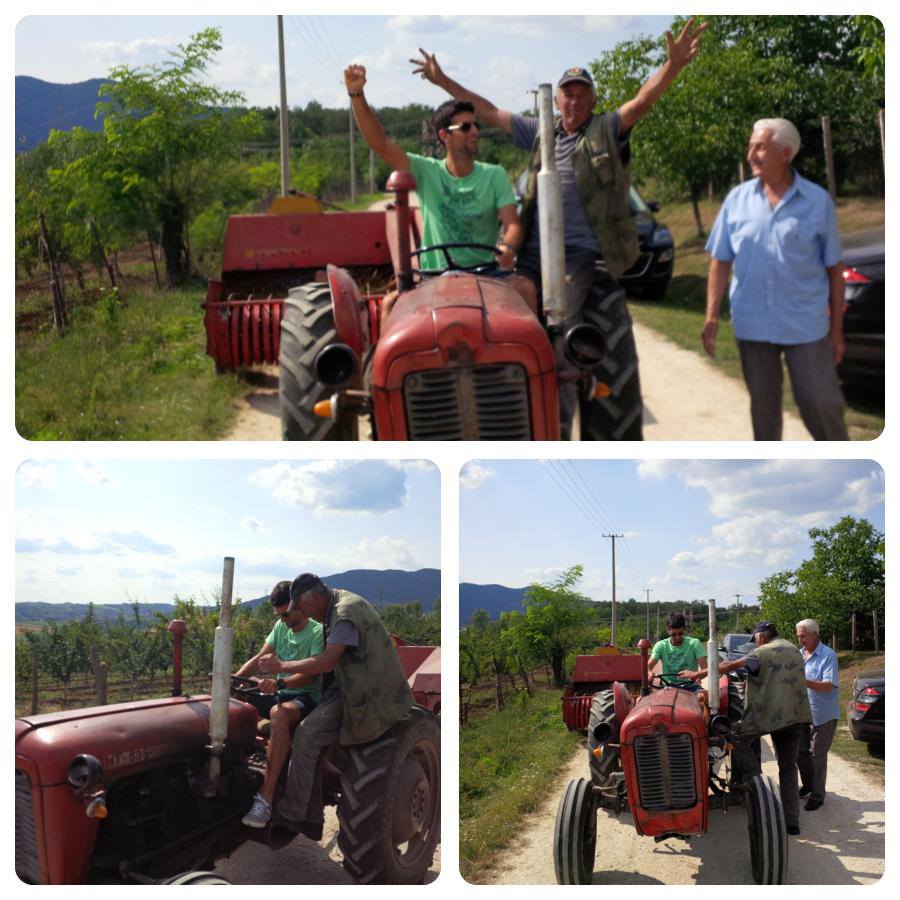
[
  {"xmin": 628, "ymin": 195, "xmax": 885, "ymax": 440},
  {"xmin": 460, "ymin": 683, "xmax": 581, "ymax": 883},
  {"xmin": 16, "ymin": 281, "xmax": 246, "ymax": 440}
]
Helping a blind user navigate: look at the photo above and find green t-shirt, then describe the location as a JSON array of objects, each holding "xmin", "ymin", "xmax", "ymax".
[
  {"xmin": 264, "ymin": 618, "xmax": 325, "ymax": 700},
  {"xmin": 650, "ymin": 635, "xmax": 706, "ymax": 675},
  {"xmin": 408, "ymin": 154, "xmax": 516, "ymax": 270}
]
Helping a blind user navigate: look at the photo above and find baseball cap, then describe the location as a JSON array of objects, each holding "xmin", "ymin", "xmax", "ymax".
[
  {"xmin": 752, "ymin": 620, "xmax": 778, "ymax": 637},
  {"xmin": 557, "ymin": 67, "xmax": 595, "ymax": 89},
  {"xmin": 290, "ymin": 572, "xmax": 324, "ymax": 604}
]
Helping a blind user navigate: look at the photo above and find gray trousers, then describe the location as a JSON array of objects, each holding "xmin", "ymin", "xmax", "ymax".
[
  {"xmin": 275, "ymin": 691, "xmax": 342, "ymax": 825},
  {"xmin": 737, "ymin": 337, "xmax": 849, "ymax": 441},
  {"xmin": 797, "ymin": 718, "xmax": 838, "ymax": 803}
]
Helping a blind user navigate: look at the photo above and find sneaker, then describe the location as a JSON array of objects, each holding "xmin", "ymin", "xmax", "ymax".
[
  {"xmin": 242, "ymin": 793, "xmax": 272, "ymax": 828},
  {"xmin": 804, "ymin": 798, "xmax": 823, "ymax": 811},
  {"xmin": 787, "ymin": 824, "xmax": 800, "ymax": 835}
]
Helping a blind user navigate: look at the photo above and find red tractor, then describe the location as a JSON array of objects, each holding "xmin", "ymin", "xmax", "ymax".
[
  {"xmin": 203, "ymin": 87, "xmax": 616, "ymax": 441},
  {"xmin": 15, "ymin": 559, "xmax": 440, "ymax": 885},
  {"xmin": 554, "ymin": 604, "xmax": 788, "ymax": 885}
]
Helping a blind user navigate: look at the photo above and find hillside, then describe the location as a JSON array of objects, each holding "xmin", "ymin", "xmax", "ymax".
[
  {"xmin": 15, "ymin": 75, "xmax": 109, "ymax": 151},
  {"xmin": 459, "ymin": 583, "xmax": 528, "ymax": 625},
  {"xmin": 15, "ymin": 567, "xmax": 441, "ymax": 624}
]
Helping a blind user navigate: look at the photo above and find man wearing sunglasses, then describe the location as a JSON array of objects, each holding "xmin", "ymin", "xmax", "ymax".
[
  {"xmin": 648, "ymin": 611, "xmax": 706, "ymax": 680},
  {"xmin": 344, "ymin": 63, "xmax": 525, "ymax": 278},
  {"xmin": 233, "ymin": 580, "xmax": 324, "ymax": 828},
  {"xmin": 411, "ymin": 19, "xmax": 707, "ymax": 439}
]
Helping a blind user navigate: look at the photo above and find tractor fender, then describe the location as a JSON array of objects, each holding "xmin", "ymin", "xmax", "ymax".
[
  {"xmin": 327, "ymin": 264, "xmax": 369, "ymax": 357},
  {"xmin": 612, "ymin": 681, "xmax": 631, "ymax": 724}
]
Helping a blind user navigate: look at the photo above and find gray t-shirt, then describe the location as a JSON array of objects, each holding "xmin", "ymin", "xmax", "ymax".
[
  {"xmin": 511, "ymin": 112, "xmax": 628, "ymax": 267},
  {"xmin": 322, "ymin": 618, "xmax": 359, "ymax": 699}
]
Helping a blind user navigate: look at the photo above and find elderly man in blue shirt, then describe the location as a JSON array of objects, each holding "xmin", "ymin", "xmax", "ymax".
[
  {"xmin": 796, "ymin": 617, "xmax": 840, "ymax": 810},
  {"xmin": 702, "ymin": 118, "xmax": 848, "ymax": 440}
]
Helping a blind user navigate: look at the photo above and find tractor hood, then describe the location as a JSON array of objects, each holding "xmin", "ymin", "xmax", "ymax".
[{"xmin": 16, "ymin": 695, "xmax": 257, "ymax": 787}]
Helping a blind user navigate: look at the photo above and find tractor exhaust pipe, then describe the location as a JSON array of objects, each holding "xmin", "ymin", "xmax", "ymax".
[
  {"xmin": 167, "ymin": 619, "xmax": 187, "ymax": 696},
  {"xmin": 707, "ymin": 598, "xmax": 720, "ymax": 715},
  {"xmin": 537, "ymin": 83, "xmax": 565, "ymax": 329},
  {"xmin": 207, "ymin": 556, "xmax": 235, "ymax": 794},
  {"xmin": 387, "ymin": 170, "xmax": 416, "ymax": 291}
]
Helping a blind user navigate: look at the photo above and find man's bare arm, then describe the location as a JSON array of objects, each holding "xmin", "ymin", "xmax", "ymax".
[
  {"xmin": 497, "ymin": 205, "xmax": 523, "ymax": 270},
  {"xmin": 702, "ymin": 258, "xmax": 732, "ymax": 357},
  {"xmin": 258, "ymin": 642, "xmax": 347, "ymax": 677},
  {"xmin": 411, "ymin": 49, "xmax": 513, "ymax": 133},
  {"xmin": 345, "ymin": 64, "xmax": 410, "ymax": 172},
  {"xmin": 618, "ymin": 18, "xmax": 708, "ymax": 133},
  {"xmin": 234, "ymin": 641, "xmax": 275, "ymax": 677}
]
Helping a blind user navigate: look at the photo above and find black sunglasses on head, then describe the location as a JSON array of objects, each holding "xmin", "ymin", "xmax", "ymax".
[{"xmin": 445, "ymin": 121, "xmax": 481, "ymax": 133}]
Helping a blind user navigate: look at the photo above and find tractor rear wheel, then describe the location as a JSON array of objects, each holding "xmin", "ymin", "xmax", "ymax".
[
  {"xmin": 587, "ymin": 689, "xmax": 620, "ymax": 787},
  {"xmin": 553, "ymin": 777, "xmax": 597, "ymax": 884},
  {"xmin": 745, "ymin": 773, "xmax": 788, "ymax": 884},
  {"xmin": 279, "ymin": 282, "xmax": 357, "ymax": 441},
  {"xmin": 337, "ymin": 707, "xmax": 440, "ymax": 884},
  {"xmin": 578, "ymin": 272, "xmax": 643, "ymax": 441}
]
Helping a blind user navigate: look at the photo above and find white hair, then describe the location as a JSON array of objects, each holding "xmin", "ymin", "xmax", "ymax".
[
  {"xmin": 796, "ymin": 618, "xmax": 820, "ymax": 635},
  {"xmin": 753, "ymin": 118, "xmax": 801, "ymax": 161}
]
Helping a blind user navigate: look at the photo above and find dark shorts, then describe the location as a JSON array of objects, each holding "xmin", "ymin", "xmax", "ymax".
[{"xmin": 245, "ymin": 690, "xmax": 317, "ymax": 720}]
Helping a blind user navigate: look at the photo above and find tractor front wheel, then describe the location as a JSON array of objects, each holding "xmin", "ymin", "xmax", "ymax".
[
  {"xmin": 279, "ymin": 282, "xmax": 358, "ymax": 441},
  {"xmin": 337, "ymin": 707, "xmax": 440, "ymax": 884},
  {"xmin": 745, "ymin": 773, "xmax": 788, "ymax": 884},
  {"xmin": 553, "ymin": 777, "xmax": 597, "ymax": 884},
  {"xmin": 587, "ymin": 689, "xmax": 620, "ymax": 787}
]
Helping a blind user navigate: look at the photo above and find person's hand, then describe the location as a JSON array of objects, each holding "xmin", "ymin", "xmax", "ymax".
[
  {"xmin": 679, "ymin": 669, "xmax": 697, "ymax": 680},
  {"xmin": 258, "ymin": 678, "xmax": 278, "ymax": 695},
  {"xmin": 410, "ymin": 48, "xmax": 445, "ymax": 86},
  {"xmin": 344, "ymin": 64, "xmax": 367, "ymax": 95},
  {"xmin": 700, "ymin": 318, "xmax": 718, "ymax": 357},
  {"xmin": 258, "ymin": 653, "xmax": 282, "ymax": 674},
  {"xmin": 497, "ymin": 243, "xmax": 516, "ymax": 271},
  {"xmin": 665, "ymin": 17, "xmax": 708, "ymax": 71}
]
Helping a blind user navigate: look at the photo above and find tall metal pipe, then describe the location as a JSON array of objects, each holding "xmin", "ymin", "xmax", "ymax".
[
  {"xmin": 537, "ymin": 84, "xmax": 565, "ymax": 328},
  {"xmin": 167, "ymin": 619, "xmax": 187, "ymax": 697},
  {"xmin": 707, "ymin": 598, "xmax": 720, "ymax": 714},
  {"xmin": 208, "ymin": 557, "xmax": 235, "ymax": 791}
]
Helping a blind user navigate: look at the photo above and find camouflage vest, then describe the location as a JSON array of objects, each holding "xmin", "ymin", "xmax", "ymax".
[
  {"xmin": 741, "ymin": 637, "xmax": 812, "ymax": 735},
  {"xmin": 327, "ymin": 589, "xmax": 414, "ymax": 745},
  {"xmin": 520, "ymin": 112, "xmax": 640, "ymax": 278}
]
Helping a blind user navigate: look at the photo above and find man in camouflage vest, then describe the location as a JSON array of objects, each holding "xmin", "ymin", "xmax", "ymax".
[
  {"xmin": 258, "ymin": 573, "xmax": 414, "ymax": 841},
  {"xmin": 688, "ymin": 620, "xmax": 812, "ymax": 835},
  {"xmin": 411, "ymin": 18, "xmax": 707, "ymax": 439}
]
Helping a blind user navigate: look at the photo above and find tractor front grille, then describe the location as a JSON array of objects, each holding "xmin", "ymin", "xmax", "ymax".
[
  {"xmin": 15, "ymin": 770, "xmax": 40, "ymax": 883},
  {"xmin": 633, "ymin": 733, "xmax": 696, "ymax": 811},
  {"xmin": 403, "ymin": 364, "xmax": 531, "ymax": 440}
]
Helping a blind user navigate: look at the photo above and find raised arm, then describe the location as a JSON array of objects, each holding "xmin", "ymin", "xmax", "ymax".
[
  {"xmin": 617, "ymin": 18, "xmax": 708, "ymax": 134},
  {"xmin": 344, "ymin": 64, "xmax": 410, "ymax": 171},
  {"xmin": 411, "ymin": 49, "xmax": 513, "ymax": 134}
]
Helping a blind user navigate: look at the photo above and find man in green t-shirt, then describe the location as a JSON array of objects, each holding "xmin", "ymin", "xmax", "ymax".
[
  {"xmin": 649, "ymin": 612, "xmax": 706, "ymax": 680},
  {"xmin": 234, "ymin": 580, "xmax": 324, "ymax": 828},
  {"xmin": 343, "ymin": 62, "xmax": 537, "ymax": 315}
]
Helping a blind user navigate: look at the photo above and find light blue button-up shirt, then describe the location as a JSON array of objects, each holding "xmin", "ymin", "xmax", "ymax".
[
  {"xmin": 800, "ymin": 641, "xmax": 840, "ymax": 725},
  {"xmin": 706, "ymin": 172, "xmax": 842, "ymax": 344}
]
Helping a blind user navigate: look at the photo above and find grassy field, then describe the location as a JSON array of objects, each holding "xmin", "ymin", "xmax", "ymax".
[{"xmin": 627, "ymin": 195, "xmax": 885, "ymax": 440}]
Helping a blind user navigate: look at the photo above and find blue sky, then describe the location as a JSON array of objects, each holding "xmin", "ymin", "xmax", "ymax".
[
  {"xmin": 15, "ymin": 14, "xmax": 674, "ymax": 112},
  {"xmin": 16, "ymin": 459, "xmax": 440, "ymax": 606},
  {"xmin": 459, "ymin": 459, "xmax": 885, "ymax": 607}
]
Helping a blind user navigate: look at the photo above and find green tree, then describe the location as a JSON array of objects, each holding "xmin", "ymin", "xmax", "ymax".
[{"xmin": 38, "ymin": 620, "xmax": 91, "ymax": 707}]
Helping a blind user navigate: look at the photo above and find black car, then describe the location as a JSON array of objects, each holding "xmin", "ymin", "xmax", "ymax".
[
  {"xmin": 719, "ymin": 633, "xmax": 754, "ymax": 662},
  {"xmin": 838, "ymin": 228, "xmax": 884, "ymax": 390},
  {"xmin": 847, "ymin": 669, "xmax": 884, "ymax": 746},
  {"xmin": 513, "ymin": 175, "xmax": 674, "ymax": 299}
]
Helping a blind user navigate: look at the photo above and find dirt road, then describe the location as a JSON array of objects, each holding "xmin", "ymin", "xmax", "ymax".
[
  {"xmin": 212, "ymin": 805, "xmax": 440, "ymax": 884},
  {"xmin": 476, "ymin": 733, "xmax": 883, "ymax": 885},
  {"xmin": 224, "ymin": 322, "xmax": 810, "ymax": 441}
]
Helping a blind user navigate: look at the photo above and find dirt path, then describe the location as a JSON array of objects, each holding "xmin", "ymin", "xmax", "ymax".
[
  {"xmin": 223, "ymin": 319, "xmax": 811, "ymax": 442},
  {"xmin": 477, "ymin": 734, "xmax": 883, "ymax": 885},
  {"xmin": 212, "ymin": 806, "xmax": 440, "ymax": 884}
]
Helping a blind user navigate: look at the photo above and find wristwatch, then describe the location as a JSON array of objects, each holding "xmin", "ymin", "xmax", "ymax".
[{"xmin": 276, "ymin": 678, "xmax": 286, "ymax": 690}]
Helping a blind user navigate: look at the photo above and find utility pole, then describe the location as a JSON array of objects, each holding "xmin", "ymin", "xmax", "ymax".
[
  {"xmin": 644, "ymin": 589, "xmax": 653, "ymax": 640},
  {"xmin": 277, "ymin": 16, "xmax": 290, "ymax": 197},
  {"xmin": 734, "ymin": 593, "xmax": 741, "ymax": 631},
  {"xmin": 604, "ymin": 533, "xmax": 623, "ymax": 646},
  {"xmin": 656, "ymin": 596, "xmax": 661, "ymax": 641},
  {"xmin": 349, "ymin": 108, "xmax": 357, "ymax": 203}
]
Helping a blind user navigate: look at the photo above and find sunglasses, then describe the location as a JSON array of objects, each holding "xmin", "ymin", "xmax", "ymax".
[
  {"xmin": 668, "ymin": 630, "xmax": 684, "ymax": 636},
  {"xmin": 445, "ymin": 121, "xmax": 481, "ymax": 134}
]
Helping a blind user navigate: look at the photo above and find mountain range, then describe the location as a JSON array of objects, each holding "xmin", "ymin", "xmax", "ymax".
[
  {"xmin": 458, "ymin": 582, "xmax": 528, "ymax": 625},
  {"xmin": 15, "ymin": 568, "xmax": 441, "ymax": 625},
  {"xmin": 15, "ymin": 76, "xmax": 109, "ymax": 152}
]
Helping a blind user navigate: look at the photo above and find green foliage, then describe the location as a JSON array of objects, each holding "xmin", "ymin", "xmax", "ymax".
[
  {"xmin": 758, "ymin": 516, "xmax": 884, "ymax": 648},
  {"xmin": 377, "ymin": 600, "xmax": 441, "ymax": 646}
]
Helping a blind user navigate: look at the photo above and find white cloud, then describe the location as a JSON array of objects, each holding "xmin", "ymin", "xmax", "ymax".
[
  {"xmin": 350, "ymin": 537, "xmax": 419, "ymax": 570},
  {"xmin": 18, "ymin": 462, "xmax": 57, "ymax": 489},
  {"xmin": 460, "ymin": 462, "xmax": 494, "ymax": 490},
  {"xmin": 78, "ymin": 462, "xmax": 112, "ymax": 485},
  {"xmin": 81, "ymin": 36, "xmax": 176, "ymax": 64},
  {"xmin": 242, "ymin": 516, "xmax": 270, "ymax": 534}
]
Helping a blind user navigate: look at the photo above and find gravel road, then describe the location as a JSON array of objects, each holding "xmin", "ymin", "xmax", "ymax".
[
  {"xmin": 476, "ymin": 731, "xmax": 883, "ymax": 885},
  {"xmin": 224, "ymin": 322, "xmax": 810, "ymax": 441},
  {"xmin": 212, "ymin": 805, "xmax": 440, "ymax": 884}
]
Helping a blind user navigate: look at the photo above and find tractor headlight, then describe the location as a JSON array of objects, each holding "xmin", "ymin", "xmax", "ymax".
[{"xmin": 67, "ymin": 754, "xmax": 103, "ymax": 792}]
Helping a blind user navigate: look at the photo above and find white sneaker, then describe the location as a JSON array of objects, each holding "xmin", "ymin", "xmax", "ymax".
[{"xmin": 242, "ymin": 793, "xmax": 271, "ymax": 828}]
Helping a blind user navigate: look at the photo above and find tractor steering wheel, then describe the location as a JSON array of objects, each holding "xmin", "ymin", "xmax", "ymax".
[
  {"xmin": 412, "ymin": 242, "xmax": 504, "ymax": 276},
  {"xmin": 230, "ymin": 674, "xmax": 260, "ymax": 695},
  {"xmin": 654, "ymin": 672, "xmax": 699, "ymax": 689}
]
